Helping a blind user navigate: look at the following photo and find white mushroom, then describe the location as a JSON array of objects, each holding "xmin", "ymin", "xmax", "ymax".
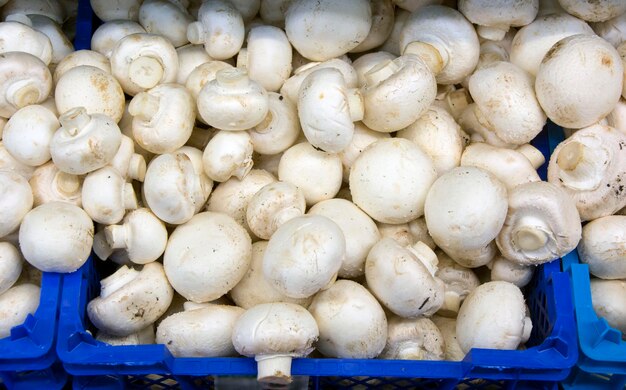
[
  {"xmin": 29, "ymin": 161, "xmax": 82, "ymax": 207},
  {"xmin": 259, "ymin": 0, "xmax": 291, "ymax": 27},
  {"xmin": 97, "ymin": 325, "xmax": 155, "ymax": 346},
  {"xmin": 309, "ymin": 279, "xmax": 388, "ymax": 358},
  {"xmin": 19, "ymin": 201, "xmax": 93, "ymax": 272},
  {"xmin": 3, "ymin": 105, "xmax": 58, "ymax": 167},
  {"xmin": 280, "ymin": 58, "xmax": 358, "ymax": 104},
  {"xmin": 547, "ymin": 124, "xmax": 626, "ymax": 221},
  {"xmin": 424, "ymin": 167, "xmax": 508, "ymax": 268},
  {"xmin": 591, "ymin": 12, "xmax": 626, "ymax": 47},
  {"xmin": 379, "ymin": 316, "xmax": 445, "ymax": 360},
  {"xmin": 0, "ymin": 52, "xmax": 52, "ymax": 119},
  {"xmin": 590, "ymin": 279, "xmax": 626, "ymax": 334},
  {"xmin": 435, "ymin": 251, "xmax": 480, "ymax": 317},
  {"xmin": 377, "ymin": 217, "xmax": 436, "ymax": 249},
  {"xmin": 458, "ymin": 0, "xmax": 539, "ymax": 41},
  {"xmin": 379, "ymin": 7, "xmax": 410, "ymax": 56},
  {"xmin": 284, "ymin": 0, "xmax": 372, "ymax": 61},
  {"xmin": 91, "ymin": 20, "xmax": 146, "ymax": 58},
  {"xmin": 0, "ymin": 171, "xmax": 33, "ymax": 239},
  {"xmin": 456, "ymin": 281, "xmax": 532, "ymax": 353},
  {"xmin": 238, "ymin": 25, "xmax": 291, "ymax": 92},
  {"xmin": 0, "ymin": 283, "xmax": 40, "ymax": 339},
  {"xmin": 308, "ymin": 198, "xmax": 380, "ymax": 279},
  {"xmin": 110, "ymin": 135, "xmax": 146, "ymax": 182},
  {"xmin": 0, "ymin": 142, "xmax": 35, "ymax": 179},
  {"xmin": 339, "ymin": 123, "xmax": 390, "ymax": 183},
  {"xmin": 187, "ymin": 0, "xmax": 245, "ymax": 60},
  {"xmin": 352, "ymin": 51, "xmax": 397, "ymax": 87},
  {"xmin": 558, "ymin": 0, "xmax": 626, "ymax": 23},
  {"xmin": 232, "ymin": 302, "xmax": 319, "ymax": 384},
  {"xmin": 104, "ymin": 208, "xmax": 167, "ymax": 265},
  {"xmin": 2, "ymin": 0, "xmax": 65, "ymax": 23},
  {"xmin": 248, "ymin": 92, "xmax": 300, "ymax": 155},
  {"xmin": 28, "ymin": 14, "xmax": 73, "ymax": 64},
  {"xmin": 432, "ymin": 316, "xmax": 465, "ymax": 361},
  {"xmin": 176, "ymin": 44, "xmax": 212, "ymax": 84},
  {"xmin": 139, "ymin": 0, "xmax": 193, "ymax": 47},
  {"xmin": 157, "ymin": 304, "xmax": 243, "ymax": 357},
  {"xmin": 202, "ymin": 131, "xmax": 254, "ymax": 183},
  {"xmin": 536, "ymin": 34, "xmax": 623, "ymax": 129},
  {"xmin": 164, "ymin": 212, "xmax": 251, "ymax": 302},
  {"xmin": 53, "ymin": 50, "xmax": 111, "ymax": 84},
  {"xmin": 578, "ymin": 215, "xmax": 626, "ymax": 279},
  {"xmin": 351, "ymin": 0, "xmax": 395, "ymax": 53},
  {"xmin": 55, "ymin": 65, "xmax": 125, "ymax": 123},
  {"xmin": 490, "ymin": 255, "xmax": 535, "ymax": 288},
  {"xmin": 246, "ymin": 181, "xmax": 305, "ymax": 240},
  {"xmin": 110, "ymin": 33, "xmax": 179, "ymax": 96},
  {"xmin": 185, "ymin": 60, "xmax": 232, "ymax": 103},
  {"xmin": 0, "ymin": 17, "xmax": 53, "ymax": 65},
  {"xmin": 82, "ymin": 166, "xmax": 137, "ymax": 224},
  {"xmin": 87, "ymin": 262, "xmax": 174, "ymax": 336},
  {"xmin": 350, "ymin": 138, "xmax": 437, "ymax": 224},
  {"xmin": 129, "ymin": 83, "xmax": 195, "ymax": 154},
  {"xmin": 90, "ymin": 0, "xmax": 142, "ymax": 21},
  {"xmin": 366, "ymin": 239, "xmax": 445, "ymax": 318},
  {"xmin": 0, "ymin": 242, "xmax": 22, "ymax": 295}
]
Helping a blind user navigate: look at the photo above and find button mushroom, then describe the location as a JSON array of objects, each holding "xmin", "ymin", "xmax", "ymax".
[
  {"xmin": 28, "ymin": 14, "xmax": 74, "ymax": 64},
  {"xmin": 0, "ymin": 171, "xmax": 33, "ymax": 239},
  {"xmin": 379, "ymin": 316, "xmax": 445, "ymax": 361},
  {"xmin": 435, "ymin": 250, "xmax": 480, "ymax": 317},
  {"xmin": 29, "ymin": 161, "xmax": 82, "ymax": 207},
  {"xmin": 558, "ymin": 0, "xmax": 626, "ymax": 23},
  {"xmin": 0, "ymin": 142, "xmax": 35, "ymax": 179},
  {"xmin": 590, "ymin": 279, "xmax": 626, "ymax": 334},
  {"xmin": 0, "ymin": 242, "xmax": 22, "ymax": 295},
  {"xmin": 202, "ymin": 130, "xmax": 254, "ymax": 183},
  {"xmin": 53, "ymin": 50, "xmax": 111, "ymax": 85},
  {"xmin": 109, "ymin": 135, "xmax": 146, "ymax": 182},
  {"xmin": 81, "ymin": 166, "xmax": 137, "ymax": 225},
  {"xmin": 432, "ymin": 315, "xmax": 466, "ymax": 361},
  {"xmin": 0, "ymin": 52, "xmax": 52, "ymax": 119},
  {"xmin": 577, "ymin": 215, "xmax": 626, "ymax": 279},
  {"xmin": 90, "ymin": 20, "xmax": 146, "ymax": 58},
  {"xmin": 458, "ymin": 0, "xmax": 539, "ymax": 41},
  {"xmin": 280, "ymin": 58, "xmax": 358, "ymax": 104},
  {"xmin": 490, "ymin": 255, "xmax": 535, "ymax": 288},
  {"xmin": 0, "ymin": 17, "xmax": 53, "ymax": 65},
  {"xmin": 351, "ymin": 0, "xmax": 395, "ymax": 53},
  {"xmin": 245, "ymin": 181, "xmax": 305, "ymax": 240},
  {"xmin": 238, "ymin": 25, "xmax": 291, "ymax": 92},
  {"xmin": 0, "ymin": 283, "xmax": 40, "ymax": 339},
  {"xmin": 187, "ymin": 0, "xmax": 244, "ymax": 60},
  {"xmin": 139, "ymin": 0, "xmax": 193, "ymax": 48},
  {"xmin": 90, "ymin": 0, "xmax": 142, "ymax": 22},
  {"xmin": 248, "ymin": 92, "xmax": 301, "ymax": 155}
]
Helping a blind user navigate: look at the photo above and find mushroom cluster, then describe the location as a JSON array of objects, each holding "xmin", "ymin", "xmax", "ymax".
[{"xmin": 3, "ymin": 0, "xmax": 626, "ymax": 385}]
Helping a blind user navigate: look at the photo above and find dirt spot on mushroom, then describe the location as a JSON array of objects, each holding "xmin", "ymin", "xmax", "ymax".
[{"xmin": 601, "ymin": 55, "xmax": 613, "ymax": 67}]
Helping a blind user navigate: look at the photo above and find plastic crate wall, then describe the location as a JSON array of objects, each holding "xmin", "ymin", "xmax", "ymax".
[{"xmin": 57, "ymin": 123, "xmax": 577, "ymax": 389}]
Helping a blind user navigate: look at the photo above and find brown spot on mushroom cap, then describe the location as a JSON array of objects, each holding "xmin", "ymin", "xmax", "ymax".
[{"xmin": 601, "ymin": 55, "xmax": 613, "ymax": 67}]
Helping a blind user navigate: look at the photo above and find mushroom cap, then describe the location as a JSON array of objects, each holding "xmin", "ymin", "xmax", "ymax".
[
  {"xmin": 246, "ymin": 181, "xmax": 306, "ymax": 240},
  {"xmin": 490, "ymin": 255, "xmax": 535, "ymax": 288},
  {"xmin": 2, "ymin": 0, "xmax": 65, "ymax": 23},
  {"xmin": 338, "ymin": 122, "xmax": 390, "ymax": 182},
  {"xmin": 0, "ymin": 241, "xmax": 22, "ymax": 295},
  {"xmin": 91, "ymin": 20, "xmax": 146, "ymax": 58},
  {"xmin": 263, "ymin": 215, "xmax": 345, "ymax": 299},
  {"xmin": 0, "ymin": 142, "xmax": 36, "ymax": 180},
  {"xmin": 185, "ymin": 60, "xmax": 232, "ymax": 101},
  {"xmin": 351, "ymin": 0, "xmax": 395, "ymax": 53},
  {"xmin": 139, "ymin": 0, "xmax": 193, "ymax": 48},
  {"xmin": 19, "ymin": 201, "xmax": 93, "ymax": 272},
  {"xmin": 243, "ymin": 25, "xmax": 292, "ymax": 92},
  {"xmin": 591, "ymin": 12, "xmax": 626, "ymax": 47},
  {"xmin": 350, "ymin": 138, "xmax": 437, "ymax": 224},
  {"xmin": 469, "ymin": 61, "xmax": 547, "ymax": 145},
  {"xmin": 280, "ymin": 58, "xmax": 358, "ymax": 104},
  {"xmin": 361, "ymin": 54, "xmax": 437, "ymax": 133},
  {"xmin": 379, "ymin": 7, "xmax": 411, "ymax": 56},
  {"xmin": 578, "ymin": 215, "xmax": 626, "ymax": 279},
  {"xmin": 352, "ymin": 51, "xmax": 397, "ymax": 87},
  {"xmin": 28, "ymin": 14, "xmax": 74, "ymax": 65},
  {"xmin": 536, "ymin": 34, "xmax": 623, "ymax": 129},
  {"xmin": 435, "ymin": 250, "xmax": 480, "ymax": 315},
  {"xmin": 510, "ymin": 13, "xmax": 594, "ymax": 77},
  {"xmin": 285, "ymin": 0, "xmax": 372, "ymax": 61},
  {"xmin": 456, "ymin": 281, "xmax": 530, "ymax": 353},
  {"xmin": 259, "ymin": 0, "xmax": 291, "ymax": 27},
  {"xmin": 87, "ymin": 262, "xmax": 174, "ymax": 336},
  {"xmin": 590, "ymin": 279, "xmax": 626, "ymax": 334},
  {"xmin": 379, "ymin": 316, "xmax": 445, "ymax": 360},
  {"xmin": 547, "ymin": 124, "xmax": 626, "ymax": 221},
  {"xmin": 366, "ymin": 238, "xmax": 445, "ymax": 317},
  {"xmin": 164, "ymin": 211, "xmax": 252, "ymax": 303},
  {"xmin": 309, "ymin": 279, "xmax": 387, "ymax": 358},
  {"xmin": 400, "ymin": 5, "xmax": 480, "ymax": 84},
  {"xmin": 106, "ymin": 208, "xmax": 167, "ymax": 265},
  {"xmin": 0, "ymin": 52, "xmax": 52, "ymax": 118},
  {"xmin": 248, "ymin": 92, "xmax": 301, "ymax": 155},
  {"xmin": 97, "ymin": 325, "xmax": 155, "ymax": 346},
  {"xmin": 0, "ymin": 20, "xmax": 53, "ymax": 65},
  {"xmin": 232, "ymin": 302, "xmax": 319, "ymax": 357},
  {"xmin": 156, "ymin": 304, "xmax": 244, "ymax": 357},
  {"xmin": 190, "ymin": 0, "xmax": 244, "ymax": 60},
  {"xmin": 202, "ymin": 130, "xmax": 254, "ymax": 183},
  {"xmin": 278, "ymin": 142, "xmax": 342, "ymax": 206},
  {"xmin": 496, "ymin": 181, "xmax": 582, "ymax": 265},
  {"xmin": 558, "ymin": 0, "xmax": 626, "ymax": 22},
  {"xmin": 82, "ymin": 166, "xmax": 137, "ymax": 225},
  {"xmin": 90, "ymin": 0, "xmax": 141, "ymax": 22},
  {"xmin": 0, "ymin": 283, "xmax": 40, "ymax": 339},
  {"xmin": 53, "ymin": 50, "xmax": 111, "ymax": 84},
  {"xmin": 308, "ymin": 198, "xmax": 380, "ymax": 279},
  {"xmin": 29, "ymin": 161, "xmax": 82, "ymax": 207},
  {"xmin": 230, "ymin": 241, "xmax": 312, "ymax": 309},
  {"xmin": 458, "ymin": 0, "xmax": 539, "ymax": 30},
  {"xmin": 0, "ymin": 171, "xmax": 33, "ymax": 238},
  {"xmin": 424, "ymin": 167, "xmax": 508, "ymax": 268},
  {"xmin": 55, "ymin": 65, "xmax": 125, "ymax": 123},
  {"xmin": 175, "ymin": 44, "xmax": 212, "ymax": 85},
  {"xmin": 431, "ymin": 315, "xmax": 465, "ymax": 361}
]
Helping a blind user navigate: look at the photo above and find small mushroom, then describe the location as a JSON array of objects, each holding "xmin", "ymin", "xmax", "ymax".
[
  {"xmin": 309, "ymin": 279, "xmax": 388, "ymax": 358},
  {"xmin": 536, "ymin": 34, "xmax": 623, "ymax": 129},
  {"xmin": 547, "ymin": 124, "xmax": 626, "ymax": 221},
  {"xmin": 0, "ymin": 242, "xmax": 22, "ymax": 295},
  {"xmin": 490, "ymin": 255, "xmax": 535, "ymax": 288},
  {"xmin": 19, "ymin": 202, "xmax": 93, "ymax": 272},
  {"xmin": 308, "ymin": 198, "xmax": 380, "ymax": 279},
  {"xmin": 246, "ymin": 181, "xmax": 305, "ymax": 240},
  {"xmin": 352, "ymin": 51, "xmax": 397, "ymax": 87},
  {"xmin": 497, "ymin": 181, "xmax": 582, "ymax": 265},
  {"xmin": 28, "ymin": 14, "xmax": 73, "ymax": 64},
  {"xmin": 55, "ymin": 65, "xmax": 125, "ymax": 123},
  {"xmin": 590, "ymin": 279, "xmax": 626, "ymax": 334},
  {"xmin": 435, "ymin": 251, "xmax": 480, "ymax": 317},
  {"xmin": 232, "ymin": 302, "xmax": 319, "ymax": 384},
  {"xmin": 248, "ymin": 92, "xmax": 300, "ymax": 155},
  {"xmin": 53, "ymin": 50, "xmax": 111, "ymax": 84},
  {"xmin": 425, "ymin": 167, "xmax": 508, "ymax": 268},
  {"xmin": 558, "ymin": 0, "xmax": 626, "ymax": 23},
  {"xmin": 139, "ymin": 0, "xmax": 193, "ymax": 47},
  {"xmin": 90, "ymin": 0, "xmax": 142, "ymax": 21},
  {"xmin": 238, "ymin": 25, "xmax": 291, "ymax": 92},
  {"xmin": 202, "ymin": 131, "xmax": 254, "ymax": 183},
  {"xmin": 90, "ymin": 20, "xmax": 146, "ymax": 58},
  {"xmin": 0, "ymin": 283, "xmax": 40, "ymax": 339},
  {"xmin": 0, "ymin": 17, "xmax": 53, "ymax": 65},
  {"xmin": 431, "ymin": 316, "xmax": 465, "ymax": 361},
  {"xmin": 3, "ymin": 105, "xmax": 58, "ymax": 167},
  {"xmin": 350, "ymin": 138, "xmax": 437, "ymax": 224},
  {"xmin": 87, "ymin": 262, "xmax": 174, "ymax": 337},
  {"xmin": 156, "ymin": 304, "xmax": 244, "ymax": 357},
  {"xmin": 82, "ymin": 166, "xmax": 138, "ymax": 225},
  {"xmin": 366, "ymin": 239, "xmax": 445, "ymax": 318},
  {"xmin": 284, "ymin": 0, "xmax": 372, "ymax": 61},
  {"xmin": 164, "ymin": 212, "xmax": 252, "ymax": 302},
  {"xmin": 50, "ymin": 107, "xmax": 122, "ymax": 175},
  {"xmin": 278, "ymin": 142, "xmax": 342, "ymax": 206},
  {"xmin": 175, "ymin": 44, "xmax": 212, "ymax": 84},
  {"xmin": 577, "ymin": 215, "xmax": 626, "ymax": 279},
  {"xmin": 110, "ymin": 33, "xmax": 179, "ymax": 96},
  {"xmin": 379, "ymin": 316, "xmax": 445, "ymax": 360},
  {"xmin": 104, "ymin": 208, "xmax": 167, "ymax": 265},
  {"xmin": 29, "ymin": 161, "xmax": 82, "ymax": 207},
  {"xmin": 110, "ymin": 135, "xmax": 146, "ymax": 182},
  {"xmin": 0, "ymin": 171, "xmax": 33, "ymax": 239},
  {"xmin": 185, "ymin": 60, "xmax": 232, "ymax": 102},
  {"xmin": 129, "ymin": 83, "xmax": 195, "ymax": 154},
  {"xmin": 0, "ymin": 52, "xmax": 52, "ymax": 119},
  {"xmin": 458, "ymin": 0, "xmax": 539, "ymax": 41},
  {"xmin": 337, "ymin": 122, "xmax": 389, "ymax": 183},
  {"xmin": 280, "ymin": 58, "xmax": 358, "ymax": 104},
  {"xmin": 187, "ymin": 0, "xmax": 245, "ymax": 60},
  {"xmin": 350, "ymin": 0, "xmax": 395, "ymax": 53},
  {"xmin": 97, "ymin": 325, "xmax": 155, "ymax": 346},
  {"xmin": 377, "ymin": 217, "xmax": 436, "ymax": 249},
  {"xmin": 456, "ymin": 281, "xmax": 532, "ymax": 353}
]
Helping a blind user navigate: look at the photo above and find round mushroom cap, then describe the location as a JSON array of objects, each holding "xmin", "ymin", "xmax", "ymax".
[
  {"xmin": 164, "ymin": 212, "xmax": 252, "ymax": 303},
  {"xmin": 19, "ymin": 201, "xmax": 93, "ymax": 272},
  {"xmin": 0, "ymin": 171, "xmax": 33, "ymax": 239},
  {"xmin": 379, "ymin": 316, "xmax": 445, "ymax": 361},
  {"xmin": 91, "ymin": 20, "xmax": 146, "ymax": 58},
  {"xmin": 458, "ymin": 0, "xmax": 539, "ymax": 31},
  {"xmin": 309, "ymin": 280, "xmax": 387, "ymax": 359},
  {"xmin": 558, "ymin": 0, "xmax": 626, "ymax": 22},
  {"xmin": 3, "ymin": 105, "xmax": 59, "ymax": 167},
  {"xmin": 535, "ymin": 34, "xmax": 623, "ymax": 129},
  {"xmin": 0, "ymin": 283, "xmax": 40, "ymax": 339},
  {"xmin": 0, "ymin": 242, "xmax": 22, "ymax": 295},
  {"xmin": 578, "ymin": 216, "xmax": 626, "ymax": 279},
  {"xmin": 590, "ymin": 279, "xmax": 626, "ymax": 334}
]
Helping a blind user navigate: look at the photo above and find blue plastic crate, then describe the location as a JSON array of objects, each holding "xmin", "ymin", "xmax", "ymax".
[{"xmin": 57, "ymin": 123, "xmax": 578, "ymax": 389}]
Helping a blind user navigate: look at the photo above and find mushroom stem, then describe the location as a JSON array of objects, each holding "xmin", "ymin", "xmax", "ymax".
[
  {"xmin": 128, "ymin": 56, "xmax": 164, "ymax": 89},
  {"xmin": 237, "ymin": 48, "xmax": 248, "ymax": 70},
  {"xmin": 395, "ymin": 341, "xmax": 426, "ymax": 360},
  {"xmin": 403, "ymin": 41, "xmax": 446, "ymax": 75},
  {"xmin": 512, "ymin": 215, "xmax": 550, "ymax": 251},
  {"xmin": 128, "ymin": 154, "xmax": 147, "ymax": 182},
  {"xmin": 105, "ymin": 225, "xmax": 127, "ymax": 250},
  {"xmin": 365, "ymin": 59, "xmax": 399, "ymax": 86},
  {"xmin": 123, "ymin": 182, "xmax": 138, "ymax": 209},
  {"xmin": 6, "ymin": 80, "xmax": 41, "ymax": 109},
  {"xmin": 56, "ymin": 172, "xmax": 80, "ymax": 194},
  {"xmin": 93, "ymin": 230, "xmax": 114, "ymax": 260},
  {"xmin": 516, "ymin": 144, "xmax": 545, "ymax": 169},
  {"xmin": 187, "ymin": 22, "xmax": 204, "ymax": 45},
  {"xmin": 100, "ymin": 265, "xmax": 140, "ymax": 298},
  {"xmin": 439, "ymin": 291, "xmax": 461, "ymax": 317},
  {"xmin": 256, "ymin": 355, "xmax": 293, "ymax": 384},
  {"xmin": 556, "ymin": 141, "xmax": 584, "ymax": 171},
  {"xmin": 476, "ymin": 25, "xmax": 508, "ymax": 41},
  {"xmin": 346, "ymin": 88, "xmax": 364, "ymax": 122},
  {"xmin": 59, "ymin": 107, "xmax": 90, "ymax": 137},
  {"xmin": 216, "ymin": 68, "xmax": 248, "ymax": 88},
  {"xmin": 272, "ymin": 207, "xmax": 303, "ymax": 231},
  {"xmin": 407, "ymin": 241, "xmax": 438, "ymax": 276},
  {"xmin": 129, "ymin": 92, "xmax": 160, "ymax": 121}
]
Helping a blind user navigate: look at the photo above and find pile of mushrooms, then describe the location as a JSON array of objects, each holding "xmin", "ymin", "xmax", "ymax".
[{"xmin": 2, "ymin": 0, "xmax": 626, "ymax": 385}]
